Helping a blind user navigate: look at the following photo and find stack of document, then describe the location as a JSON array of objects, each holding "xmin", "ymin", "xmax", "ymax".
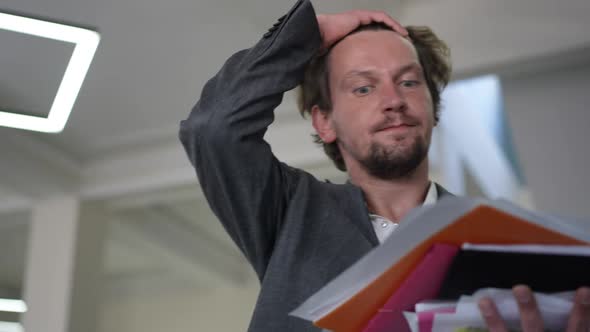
[
  {"xmin": 403, "ymin": 243, "xmax": 590, "ymax": 332},
  {"xmin": 289, "ymin": 197, "xmax": 590, "ymax": 332},
  {"xmin": 405, "ymin": 287, "xmax": 578, "ymax": 332}
]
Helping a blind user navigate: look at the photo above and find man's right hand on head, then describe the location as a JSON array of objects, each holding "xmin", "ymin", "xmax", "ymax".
[{"xmin": 316, "ymin": 10, "xmax": 408, "ymax": 51}]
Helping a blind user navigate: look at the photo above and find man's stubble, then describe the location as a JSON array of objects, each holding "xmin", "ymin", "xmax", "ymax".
[{"xmin": 358, "ymin": 133, "xmax": 428, "ymax": 180}]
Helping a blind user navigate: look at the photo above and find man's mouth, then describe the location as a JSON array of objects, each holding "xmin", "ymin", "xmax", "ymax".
[{"xmin": 376, "ymin": 123, "xmax": 416, "ymax": 133}]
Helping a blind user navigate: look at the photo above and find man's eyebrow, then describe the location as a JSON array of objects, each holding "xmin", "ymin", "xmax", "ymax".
[
  {"xmin": 340, "ymin": 64, "xmax": 423, "ymax": 84},
  {"xmin": 394, "ymin": 63, "xmax": 423, "ymax": 79},
  {"xmin": 341, "ymin": 70, "xmax": 377, "ymax": 82}
]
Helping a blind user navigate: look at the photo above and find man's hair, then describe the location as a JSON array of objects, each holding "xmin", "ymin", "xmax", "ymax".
[{"xmin": 297, "ymin": 23, "xmax": 452, "ymax": 171}]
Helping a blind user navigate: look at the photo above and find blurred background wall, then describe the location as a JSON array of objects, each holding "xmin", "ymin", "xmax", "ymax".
[{"xmin": 0, "ymin": 0, "xmax": 589, "ymax": 331}]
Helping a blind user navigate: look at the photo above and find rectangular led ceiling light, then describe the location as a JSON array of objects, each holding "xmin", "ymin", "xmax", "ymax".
[
  {"xmin": 0, "ymin": 12, "xmax": 100, "ymax": 133},
  {"xmin": 0, "ymin": 298, "xmax": 27, "ymax": 313},
  {"xmin": 0, "ymin": 321, "xmax": 23, "ymax": 332}
]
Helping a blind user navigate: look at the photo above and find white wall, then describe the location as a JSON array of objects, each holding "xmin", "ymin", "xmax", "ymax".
[
  {"xmin": 501, "ymin": 60, "xmax": 590, "ymax": 218},
  {"xmin": 99, "ymin": 281, "xmax": 259, "ymax": 332}
]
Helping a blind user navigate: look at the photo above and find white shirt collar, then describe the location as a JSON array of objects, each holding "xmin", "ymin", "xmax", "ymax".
[
  {"xmin": 369, "ymin": 181, "xmax": 438, "ymax": 243},
  {"xmin": 423, "ymin": 181, "xmax": 438, "ymax": 206}
]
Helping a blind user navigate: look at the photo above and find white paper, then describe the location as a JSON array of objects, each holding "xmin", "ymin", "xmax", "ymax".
[{"xmin": 422, "ymin": 288, "xmax": 575, "ymax": 332}]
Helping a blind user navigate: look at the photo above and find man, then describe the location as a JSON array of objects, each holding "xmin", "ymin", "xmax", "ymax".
[{"xmin": 179, "ymin": 0, "xmax": 590, "ymax": 331}]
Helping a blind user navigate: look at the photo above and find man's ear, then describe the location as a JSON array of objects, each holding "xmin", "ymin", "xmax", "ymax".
[{"xmin": 311, "ymin": 105, "xmax": 336, "ymax": 143}]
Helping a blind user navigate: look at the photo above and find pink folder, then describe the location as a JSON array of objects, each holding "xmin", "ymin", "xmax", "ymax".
[{"xmin": 362, "ymin": 243, "xmax": 459, "ymax": 332}]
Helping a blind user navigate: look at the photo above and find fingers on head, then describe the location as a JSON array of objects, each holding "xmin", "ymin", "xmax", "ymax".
[
  {"xmin": 358, "ymin": 13, "xmax": 373, "ymax": 26},
  {"xmin": 352, "ymin": 10, "xmax": 407, "ymax": 36},
  {"xmin": 372, "ymin": 12, "xmax": 407, "ymax": 36}
]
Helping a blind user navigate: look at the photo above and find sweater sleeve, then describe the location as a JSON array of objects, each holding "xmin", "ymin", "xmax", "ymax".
[{"xmin": 179, "ymin": 0, "xmax": 322, "ymax": 279}]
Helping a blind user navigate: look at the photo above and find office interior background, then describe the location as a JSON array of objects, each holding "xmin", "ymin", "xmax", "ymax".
[{"xmin": 0, "ymin": 0, "xmax": 589, "ymax": 331}]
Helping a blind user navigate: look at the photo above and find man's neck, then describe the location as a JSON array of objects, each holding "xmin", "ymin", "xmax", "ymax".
[{"xmin": 348, "ymin": 159, "xmax": 430, "ymax": 223}]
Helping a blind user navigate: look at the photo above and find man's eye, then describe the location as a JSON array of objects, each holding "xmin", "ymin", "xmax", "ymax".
[
  {"xmin": 353, "ymin": 86, "xmax": 374, "ymax": 95},
  {"xmin": 400, "ymin": 80, "xmax": 420, "ymax": 88}
]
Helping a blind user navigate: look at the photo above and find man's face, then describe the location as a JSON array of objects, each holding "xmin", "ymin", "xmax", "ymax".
[{"xmin": 320, "ymin": 29, "xmax": 435, "ymax": 179}]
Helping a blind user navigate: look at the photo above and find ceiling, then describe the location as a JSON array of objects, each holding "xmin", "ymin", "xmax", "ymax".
[{"xmin": 0, "ymin": 0, "xmax": 589, "ymax": 302}]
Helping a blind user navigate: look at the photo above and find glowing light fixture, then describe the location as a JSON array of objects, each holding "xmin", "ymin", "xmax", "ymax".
[
  {"xmin": 0, "ymin": 298, "xmax": 27, "ymax": 313},
  {"xmin": 0, "ymin": 321, "xmax": 23, "ymax": 332},
  {"xmin": 0, "ymin": 12, "xmax": 100, "ymax": 133}
]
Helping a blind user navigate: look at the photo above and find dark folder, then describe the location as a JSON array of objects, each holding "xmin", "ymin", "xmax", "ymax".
[{"xmin": 436, "ymin": 249, "xmax": 590, "ymax": 300}]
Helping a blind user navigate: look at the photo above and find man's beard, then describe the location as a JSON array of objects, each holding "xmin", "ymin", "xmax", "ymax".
[{"xmin": 359, "ymin": 135, "xmax": 428, "ymax": 180}]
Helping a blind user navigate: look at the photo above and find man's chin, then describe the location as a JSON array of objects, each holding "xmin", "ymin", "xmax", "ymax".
[
  {"xmin": 377, "ymin": 132, "xmax": 416, "ymax": 145},
  {"xmin": 375, "ymin": 139, "xmax": 415, "ymax": 156},
  {"xmin": 362, "ymin": 139, "xmax": 428, "ymax": 180}
]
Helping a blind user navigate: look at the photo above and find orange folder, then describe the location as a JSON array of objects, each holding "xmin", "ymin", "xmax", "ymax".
[{"xmin": 295, "ymin": 198, "xmax": 590, "ymax": 332}]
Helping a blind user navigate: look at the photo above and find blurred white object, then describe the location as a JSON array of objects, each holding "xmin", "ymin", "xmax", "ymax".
[{"xmin": 406, "ymin": 288, "xmax": 575, "ymax": 332}]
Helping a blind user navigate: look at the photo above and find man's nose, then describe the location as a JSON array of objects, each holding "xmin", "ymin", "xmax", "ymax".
[{"xmin": 380, "ymin": 83, "xmax": 407, "ymax": 113}]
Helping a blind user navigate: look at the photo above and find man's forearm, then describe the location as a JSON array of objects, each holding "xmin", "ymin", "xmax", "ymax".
[{"xmin": 180, "ymin": 0, "xmax": 321, "ymax": 147}]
